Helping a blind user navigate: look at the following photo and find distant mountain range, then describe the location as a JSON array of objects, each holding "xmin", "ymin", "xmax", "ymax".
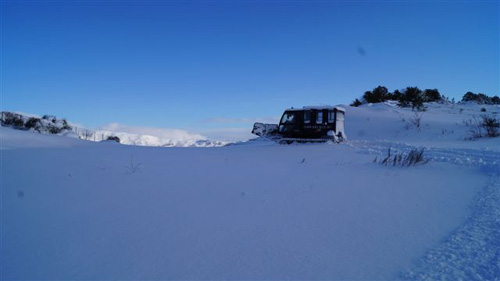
[{"xmin": 0, "ymin": 111, "xmax": 229, "ymax": 147}]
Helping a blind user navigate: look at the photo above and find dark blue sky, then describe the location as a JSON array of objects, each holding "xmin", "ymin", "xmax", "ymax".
[{"xmin": 2, "ymin": 0, "xmax": 499, "ymax": 136}]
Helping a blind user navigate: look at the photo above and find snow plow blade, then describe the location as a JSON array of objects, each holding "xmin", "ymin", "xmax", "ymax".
[{"xmin": 252, "ymin": 122, "xmax": 279, "ymax": 137}]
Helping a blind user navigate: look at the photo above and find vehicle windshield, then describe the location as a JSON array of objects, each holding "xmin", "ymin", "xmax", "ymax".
[{"xmin": 280, "ymin": 112, "xmax": 296, "ymax": 124}]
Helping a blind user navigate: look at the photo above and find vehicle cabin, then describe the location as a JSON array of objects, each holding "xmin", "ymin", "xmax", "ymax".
[{"xmin": 278, "ymin": 106, "xmax": 346, "ymax": 139}]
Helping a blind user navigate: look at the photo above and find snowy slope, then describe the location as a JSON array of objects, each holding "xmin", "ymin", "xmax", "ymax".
[
  {"xmin": 345, "ymin": 101, "xmax": 500, "ymax": 150},
  {"xmin": 2, "ymin": 102, "xmax": 499, "ymax": 280}
]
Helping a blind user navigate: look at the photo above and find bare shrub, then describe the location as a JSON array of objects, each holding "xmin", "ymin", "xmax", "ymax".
[
  {"xmin": 464, "ymin": 116, "xmax": 483, "ymax": 140},
  {"xmin": 464, "ymin": 115, "xmax": 500, "ymax": 139},
  {"xmin": 375, "ymin": 148, "xmax": 428, "ymax": 167},
  {"xmin": 125, "ymin": 155, "xmax": 142, "ymax": 175},
  {"xmin": 404, "ymin": 112, "xmax": 423, "ymax": 130},
  {"xmin": 411, "ymin": 112, "xmax": 423, "ymax": 130}
]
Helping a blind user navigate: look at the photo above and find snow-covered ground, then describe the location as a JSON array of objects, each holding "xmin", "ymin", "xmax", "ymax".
[{"xmin": 2, "ymin": 102, "xmax": 499, "ymax": 280}]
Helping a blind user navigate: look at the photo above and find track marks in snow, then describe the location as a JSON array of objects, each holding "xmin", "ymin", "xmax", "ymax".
[
  {"xmin": 401, "ymin": 171, "xmax": 500, "ymax": 281},
  {"xmin": 349, "ymin": 140, "xmax": 500, "ymax": 280},
  {"xmin": 348, "ymin": 140, "xmax": 500, "ymax": 168}
]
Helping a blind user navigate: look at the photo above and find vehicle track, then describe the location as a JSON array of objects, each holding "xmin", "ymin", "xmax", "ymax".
[
  {"xmin": 400, "ymin": 171, "xmax": 500, "ymax": 281},
  {"xmin": 347, "ymin": 140, "xmax": 500, "ymax": 280},
  {"xmin": 347, "ymin": 140, "xmax": 500, "ymax": 167}
]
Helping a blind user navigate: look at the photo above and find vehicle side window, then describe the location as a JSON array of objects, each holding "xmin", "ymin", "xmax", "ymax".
[
  {"xmin": 316, "ymin": 112, "xmax": 323, "ymax": 124},
  {"xmin": 328, "ymin": 111, "xmax": 335, "ymax": 123},
  {"xmin": 304, "ymin": 111, "xmax": 311, "ymax": 124}
]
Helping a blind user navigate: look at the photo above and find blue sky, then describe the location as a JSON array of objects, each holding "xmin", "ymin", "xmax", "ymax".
[{"xmin": 2, "ymin": 0, "xmax": 499, "ymax": 139}]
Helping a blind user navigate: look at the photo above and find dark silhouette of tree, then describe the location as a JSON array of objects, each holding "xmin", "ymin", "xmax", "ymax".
[
  {"xmin": 399, "ymin": 87, "xmax": 425, "ymax": 111},
  {"xmin": 350, "ymin": 98, "xmax": 363, "ymax": 107},
  {"xmin": 462, "ymin": 91, "xmax": 478, "ymax": 102},
  {"xmin": 423, "ymin": 89, "xmax": 441, "ymax": 102},
  {"xmin": 373, "ymin": 86, "xmax": 389, "ymax": 102},
  {"xmin": 491, "ymin": 96, "xmax": 500, "ymax": 104},
  {"xmin": 353, "ymin": 86, "xmax": 495, "ymax": 107},
  {"xmin": 462, "ymin": 92, "xmax": 496, "ymax": 104},
  {"xmin": 362, "ymin": 90, "xmax": 374, "ymax": 103},
  {"xmin": 477, "ymin": 93, "xmax": 491, "ymax": 104},
  {"xmin": 391, "ymin": 89, "xmax": 403, "ymax": 101},
  {"xmin": 363, "ymin": 86, "xmax": 389, "ymax": 103}
]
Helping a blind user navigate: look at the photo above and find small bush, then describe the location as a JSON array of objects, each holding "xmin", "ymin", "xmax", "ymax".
[
  {"xmin": 481, "ymin": 108, "xmax": 486, "ymax": 112},
  {"xmin": 25, "ymin": 117, "xmax": 42, "ymax": 131},
  {"xmin": 350, "ymin": 98, "xmax": 363, "ymax": 107},
  {"xmin": 61, "ymin": 119, "xmax": 71, "ymax": 130},
  {"xmin": 106, "ymin": 136, "xmax": 121, "ymax": 143},
  {"xmin": 47, "ymin": 125, "xmax": 63, "ymax": 134},
  {"xmin": 1, "ymin": 112, "xmax": 25, "ymax": 128},
  {"xmin": 374, "ymin": 148, "xmax": 428, "ymax": 167},
  {"xmin": 42, "ymin": 115, "xmax": 57, "ymax": 123},
  {"xmin": 482, "ymin": 116, "xmax": 500, "ymax": 137}
]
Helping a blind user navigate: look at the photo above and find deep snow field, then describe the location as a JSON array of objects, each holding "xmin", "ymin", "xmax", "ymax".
[{"xmin": 2, "ymin": 102, "xmax": 499, "ymax": 280}]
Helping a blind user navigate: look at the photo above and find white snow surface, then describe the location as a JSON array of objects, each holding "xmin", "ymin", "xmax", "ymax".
[{"xmin": 2, "ymin": 102, "xmax": 499, "ymax": 280}]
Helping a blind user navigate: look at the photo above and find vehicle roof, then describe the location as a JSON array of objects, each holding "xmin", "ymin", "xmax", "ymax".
[{"xmin": 284, "ymin": 106, "xmax": 346, "ymax": 112}]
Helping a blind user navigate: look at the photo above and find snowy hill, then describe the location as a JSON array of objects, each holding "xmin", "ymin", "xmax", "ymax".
[
  {"xmin": 345, "ymin": 101, "xmax": 500, "ymax": 150},
  {"xmin": 0, "ymin": 111, "xmax": 77, "ymax": 137},
  {"xmin": 2, "ymin": 102, "xmax": 499, "ymax": 280}
]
